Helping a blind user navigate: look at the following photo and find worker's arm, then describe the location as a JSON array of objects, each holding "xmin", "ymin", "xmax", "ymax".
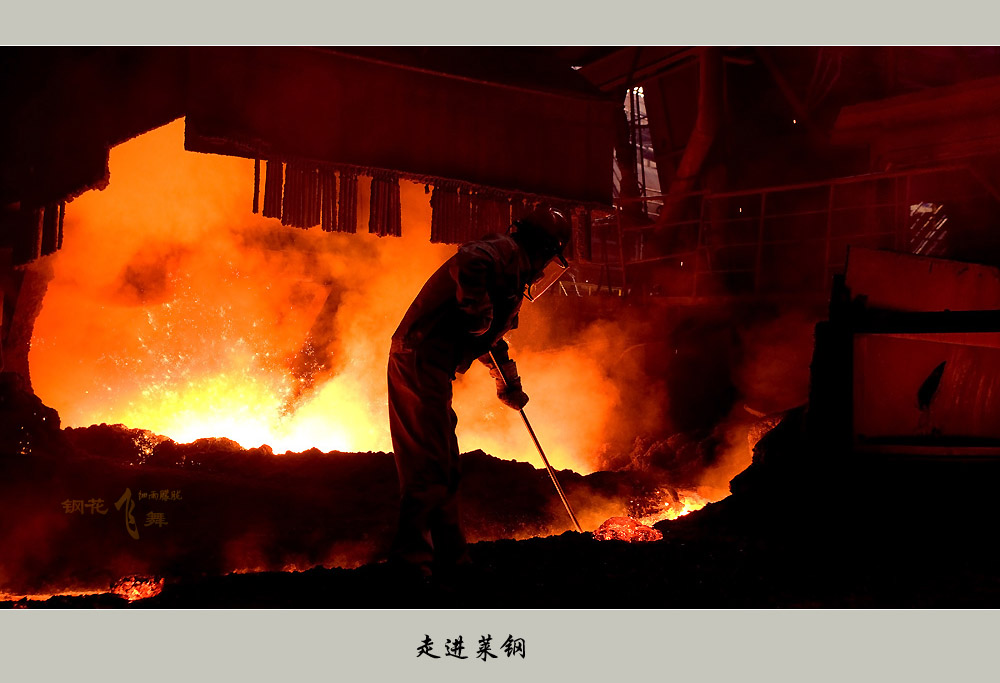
[
  {"xmin": 451, "ymin": 243, "xmax": 496, "ymax": 336},
  {"xmin": 478, "ymin": 339, "xmax": 529, "ymax": 410},
  {"xmin": 477, "ymin": 338, "xmax": 510, "ymax": 368},
  {"xmin": 455, "ymin": 238, "xmax": 527, "ymax": 409}
]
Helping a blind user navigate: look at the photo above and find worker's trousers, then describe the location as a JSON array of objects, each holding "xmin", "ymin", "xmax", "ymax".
[{"xmin": 387, "ymin": 347, "xmax": 467, "ymax": 571}]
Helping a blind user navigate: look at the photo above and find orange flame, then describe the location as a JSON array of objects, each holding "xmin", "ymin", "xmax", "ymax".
[
  {"xmin": 635, "ymin": 489, "xmax": 710, "ymax": 526},
  {"xmin": 29, "ymin": 119, "xmax": 628, "ymax": 473}
]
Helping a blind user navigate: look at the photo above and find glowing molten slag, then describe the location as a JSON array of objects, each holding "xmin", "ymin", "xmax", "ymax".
[
  {"xmin": 636, "ymin": 489, "xmax": 710, "ymax": 527},
  {"xmin": 661, "ymin": 491, "xmax": 710, "ymax": 520},
  {"xmin": 111, "ymin": 576, "xmax": 164, "ymax": 602},
  {"xmin": 593, "ymin": 516, "xmax": 663, "ymax": 542}
]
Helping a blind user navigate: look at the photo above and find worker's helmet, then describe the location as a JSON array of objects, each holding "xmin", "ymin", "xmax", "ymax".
[
  {"xmin": 511, "ymin": 206, "xmax": 572, "ymax": 301},
  {"xmin": 511, "ymin": 206, "xmax": 572, "ymax": 262}
]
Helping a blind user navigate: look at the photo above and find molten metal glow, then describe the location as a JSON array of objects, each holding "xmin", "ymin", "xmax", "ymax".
[
  {"xmin": 593, "ymin": 516, "xmax": 663, "ymax": 542},
  {"xmin": 1, "ymin": 577, "xmax": 165, "ymax": 604},
  {"xmin": 0, "ymin": 589, "xmax": 98, "ymax": 603},
  {"xmin": 661, "ymin": 491, "xmax": 709, "ymax": 520},
  {"xmin": 30, "ymin": 120, "xmax": 623, "ymax": 473},
  {"xmin": 636, "ymin": 489, "xmax": 710, "ymax": 526},
  {"xmin": 110, "ymin": 576, "xmax": 164, "ymax": 602}
]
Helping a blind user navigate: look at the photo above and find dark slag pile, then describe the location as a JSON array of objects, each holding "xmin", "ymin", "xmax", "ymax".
[{"xmin": 5, "ymin": 407, "xmax": 1000, "ymax": 607}]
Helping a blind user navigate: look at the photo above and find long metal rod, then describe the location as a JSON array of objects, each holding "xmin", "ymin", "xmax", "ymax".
[
  {"xmin": 517, "ymin": 408, "xmax": 583, "ymax": 533},
  {"xmin": 490, "ymin": 351, "xmax": 583, "ymax": 532}
]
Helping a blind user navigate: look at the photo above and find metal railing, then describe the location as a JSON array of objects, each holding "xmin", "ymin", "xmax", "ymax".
[{"xmin": 598, "ymin": 164, "xmax": 999, "ymax": 300}]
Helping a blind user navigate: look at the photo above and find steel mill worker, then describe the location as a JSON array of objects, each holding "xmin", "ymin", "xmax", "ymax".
[{"xmin": 387, "ymin": 206, "xmax": 572, "ymax": 582}]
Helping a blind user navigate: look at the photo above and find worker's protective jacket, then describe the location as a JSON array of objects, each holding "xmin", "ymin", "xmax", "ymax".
[{"xmin": 391, "ymin": 233, "xmax": 526, "ymax": 373}]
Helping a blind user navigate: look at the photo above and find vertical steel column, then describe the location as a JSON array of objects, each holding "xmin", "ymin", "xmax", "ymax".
[
  {"xmin": 634, "ymin": 87, "xmax": 649, "ymax": 218},
  {"xmin": 616, "ymin": 203, "xmax": 628, "ymax": 295}
]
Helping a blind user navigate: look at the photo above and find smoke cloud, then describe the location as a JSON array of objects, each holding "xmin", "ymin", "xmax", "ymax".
[
  {"xmin": 29, "ymin": 120, "xmax": 630, "ymax": 472},
  {"xmin": 7, "ymin": 121, "xmax": 833, "ymax": 597},
  {"xmin": 30, "ymin": 118, "xmax": 821, "ymax": 498}
]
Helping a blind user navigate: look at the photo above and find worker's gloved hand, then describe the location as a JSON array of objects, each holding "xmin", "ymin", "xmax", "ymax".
[
  {"xmin": 490, "ymin": 360, "xmax": 529, "ymax": 410},
  {"xmin": 498, "ymin": 381, "xmax": 530, "ymax": 411}
]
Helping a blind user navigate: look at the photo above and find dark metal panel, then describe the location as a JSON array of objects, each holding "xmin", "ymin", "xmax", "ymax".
[
  {"xmin": 854, "ymin": 334, "xmax": 1000, "ymax": 444},
  {"xmin": 833, "ymin": 74, "xmax": 1000, "ymax": 166},
  {"xmin": 184, "ymin": 47, "xmax": 616, "ymax": 206},
  {"xmin": 845, "ymin": 246, "xmax": 1000, "ymax": 312}
]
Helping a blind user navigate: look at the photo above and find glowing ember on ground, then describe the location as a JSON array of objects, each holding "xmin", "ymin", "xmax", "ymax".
[
  {"xmin": 633, "ymin": 488, "xmax": 710, "ymax": 527},
  {"xmin": 593, "ymin": 516, "xmax": 663, "ymax": 542},
  {"xmin": 0, "ymin": 588, "xmax": 103, "ymax": 603},
  {"xmin": 592, "ymin": 487, "xmax": 710, "ymax": 542},
  {"xmin": 110, "ymin": 576, "xmax": 164, "ymax": 602}
]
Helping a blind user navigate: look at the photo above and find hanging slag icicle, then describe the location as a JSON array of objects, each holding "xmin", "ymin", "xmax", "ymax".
[
  {"xmin": 369, "ymin": 173, "xmax": 402, "ymax": 238},
  {"xmin": 252, "ymin": 159, "xmax": 261, "ymax": 214},
  {"xmin": 320, "ymin": 168, "xmax": 338, "ymax": 232},
  {"xmin": 338, "ymin": 170, "xmax": 359, "ymax": 234},
  {"xmin": 457, "ymin": 186, "xmax": 472, "ymax": 244},
  {"xmin": 303, "ymin": 166, "xmax": 320, "ymax": 228},
  {"xmin": 281, "ymin": 163, "xmax": 299, "ymax": 227},
  {"xmin": 262, "ymin": 160, "xmax": 284, "ymax": 220},
  {"xmin": 430, "ymin": 183, "xmax": 462, "ymax": 244}
]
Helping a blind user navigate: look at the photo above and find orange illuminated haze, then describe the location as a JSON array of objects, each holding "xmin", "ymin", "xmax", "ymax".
[
  {"xmin": 32, "ymin": 119, "xmax": 620, "ymax": 474},
  {"xmin": 30, "ymin": 120, "xmax": 747, "ymax": 526}
]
